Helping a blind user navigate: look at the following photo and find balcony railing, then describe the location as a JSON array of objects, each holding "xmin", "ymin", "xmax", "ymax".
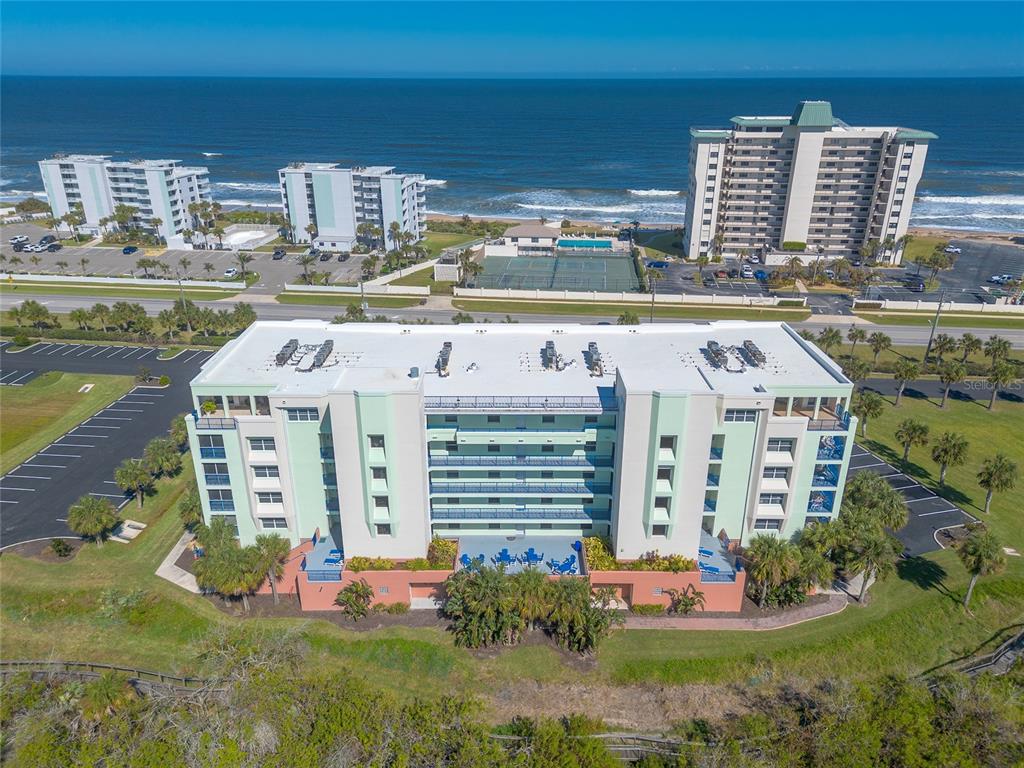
[
  {"xmin": 199, "ymin": 447, "xmax": 226, "ymax": 459},
  {"xmin": 424, "ymin": 395, "xmax": 617, "ymax": 412},
  {"xmin": 204, "ymin": 474, "xmax": 231, "ymax": 486},
  {"xmin": 195, "ymin": 417, "xmax": 237, "ymax": 430},
  {"xmin": 305, "ymin": 570, "xmax": 342, "ymax": 582},
  {"xmin": 429, "ymin": 456, "xmax": 612, "ymax": 468},
  {"xmin": 709, "ymin": 446, "xmax": 724, "ymax": 461},
  {"xmin": 703, "ymin": 498, "xmax": 717, "ymax": 513},
  {"xmin": 817, "ymin": 447, "xmax": 845, "ymax": 461},
  {"xmin": 706, "ymin": 474, "xmax": 720, "ymax": 487},
  {"xmin": 812, "ymin": 470, "xmax": 840, "ymax": 487},
  {"xmin": 430, "ymin": 482, "xmax": 610, "ymax": 495},
  {"xmin": 806, "ymin": 418, "xmax": 847, "ymax": 432},
  {"xmin": 445, "ymin": 425, "xmax": 614, "ymax": 434},
  {"xmin": 209, "ymin": 500, "xmax": 235, "ymax": 512},
  {"xmin": 320, "ymin": 448, "xmax": 335, "ymax": 461},
  {"xmin": 431, "ymin": 507, "xmax": 603, "ymax": 521}
]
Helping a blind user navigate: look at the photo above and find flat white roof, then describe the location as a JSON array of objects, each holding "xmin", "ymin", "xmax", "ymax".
[{"xmin": 192, "ymin": 320, "xmax": 851, "ymax": 399}]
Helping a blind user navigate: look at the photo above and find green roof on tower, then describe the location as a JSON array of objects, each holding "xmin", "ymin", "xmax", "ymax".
[{"xmin": 791, "ymin": 100, "xmax": 835, "ymax": 127}]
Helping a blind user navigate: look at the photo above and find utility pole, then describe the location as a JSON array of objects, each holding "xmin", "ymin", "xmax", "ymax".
[
  {"xmin": 923, "ymin": 289, "xmax": 945, "ymax": 362},
  {"xmin": 360, "ymin": 279, "xmax": 368, "ymax": 312}
]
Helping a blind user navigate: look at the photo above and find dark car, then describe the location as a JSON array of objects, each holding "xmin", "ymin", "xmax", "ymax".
[
  {"xmin": 47, "ymin": 243, "xmax": 62, "ymax": 252},
  {"xmin": 39, "ymin": 235, "xmax": 57, "ymax": 245},
  {"xmin": 318, "ymin": 252, "xmax": 331, "ymax": 262},
  {"xmin": 907, "ymin": 279, "xmax": 925, "ymax": 293},
  {"xmin": 272, "ymin": 249, "xmax": 286, "ymax": 260},
  {"xmin": 337, "ymin": 253, "xmax": 349, "ymax": 262},
  {"xmin": 12, "ymin": 242, "xmax": 24, "ymax": 252},
  {"xmin": 645, "ymin": 260, "xmax": 669, "ymax": 269},
  {"xmin": 754, "ymin": 269, "xmax": 768, "ymax": 281},
  {"xmin": 122, "ymin": 245, "xmax": 139, "ymax": 255},
  {"xmin": 727, "ymin": 268, "xmax": 740, "ymax": 279}
]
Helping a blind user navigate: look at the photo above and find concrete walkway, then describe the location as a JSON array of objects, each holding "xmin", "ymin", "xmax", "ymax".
[
  {"xmin": 156, "ymin": 531, "xmax": 200, "ymax": 594},
  {"xmin": 623, "ymin": 593, "xmax": 849, "ymax": 631}
]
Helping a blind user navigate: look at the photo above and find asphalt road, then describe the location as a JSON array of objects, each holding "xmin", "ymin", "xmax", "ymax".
[
  {"xmin": 6, "ymin": 292, "xmax": 1023, "ymax": 348},
  {"xmin": 0, "ymin": 342, "xmax": 213, "ymax": 548}
]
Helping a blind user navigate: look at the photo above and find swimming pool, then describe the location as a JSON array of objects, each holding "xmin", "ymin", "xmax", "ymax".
[{"xmin": 558, "ymin": 238, "xmax": 613, "ymax": 249}]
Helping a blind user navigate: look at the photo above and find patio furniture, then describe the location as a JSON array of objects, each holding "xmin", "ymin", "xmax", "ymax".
[
  {"xmin": 523, "ymin": 547, "xmax": 544, "ymax": 566},
  {"xmin": 548, "ymin": 554, "xmax": 578, "ymax": 575},
  {"xmin": 698, "ymin": 562, "xmax": 720, "ymax": 574},
  {"xmin": 494, "ymin": 548, "xmax": 516, "ymax": 567},
  {"xmin": 698, "ymin": 547, "xmax": 714, "ymax": 558}
]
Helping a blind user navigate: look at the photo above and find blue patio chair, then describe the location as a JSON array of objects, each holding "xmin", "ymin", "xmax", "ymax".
[
  {"xmin": 698, "ymin": 547, "xmax": 714, "ymax": 558},
  {"xmin": 524, "ymin": 548, "xmax": 544, "ymax": 566},
  {"xmin": 459, "ymin": 553, "xmax": 473, "ymax": 569},
  {"xmin": 698, "ymin": 562, "xmax": 720, "ymax": 574},
  {"xmin": 494, "ymin": 548, "xmax": 516, "ymax": 567},
  {"xmin": 329, "ymin": 548, "xmax": 342, "ymax": 557}
]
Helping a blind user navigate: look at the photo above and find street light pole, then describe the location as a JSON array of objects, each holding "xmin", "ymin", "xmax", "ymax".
[{"xmin": 924, "ymin": 289, "xmax": 945, "ymax": 362}]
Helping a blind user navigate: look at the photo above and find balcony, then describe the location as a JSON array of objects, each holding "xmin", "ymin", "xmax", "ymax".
[
  {"xmin": 199, "ymin": 447, "xmax": 226, "ymax": 459},
  {"xmin": 196, "ymin": 417, "xmax": 237, "ymax": 430},
  {"xmin": 431, "ymin": 507, "xmax": 601, "ymax": 521},
  {"xmin": 706, "ymin": 473, "xmax": 720, "ymax": 488},
  {"xmin": 320, "ymin": 447, "xmax": 335, "ymax": 461},
  {"xmin": 703, "ymin": 498, "xmax": 717, "ymax": 514},
  {"xmin": 812, "ymin": 467, "xmax": 840, "ymax": 488},
  {"xmin": 817, "ymin": 435, "xmax": 846, "ymax": 461},
  {"xmin": 204, "ymin": 474, "xmax": 231, "ymax": 486},
  {"xmin": 807, "ymin": 491, "xmax": 836, "ymax": 514},
  {"xmin": 209, "ymin": 500, "xmax": 235, "ymax": 512},
  {"xmin": 709, "ymin": 446, "xmax": 724, "ymax": 461},
  {"xmin": 429, "ymin": 455, "xmax": 612, "ymax": 468},
  {"xmin": 430, "ymin": 482, "xmax": 610, "ymax": 495},
  {"xmin": 424, "ymin": 395, "xmax": 617, "ymax": 412}
]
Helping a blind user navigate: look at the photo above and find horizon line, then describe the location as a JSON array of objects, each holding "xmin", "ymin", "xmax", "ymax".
[{"xmin": 3, "ymin": 73, "xmax": 1023, "ymax": 81}]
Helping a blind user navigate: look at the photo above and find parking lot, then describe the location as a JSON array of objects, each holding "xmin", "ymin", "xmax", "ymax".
[
  {"xmin": 1, "ymin": 220, "xmax": 368, "ymax": 292},
  {"xmin": 0, "ymin": 341, "xmax": 214, "ymax": 547},
  {"xmin": 847, "ymin": 443, "xmax": 975, "ymax": 557}
]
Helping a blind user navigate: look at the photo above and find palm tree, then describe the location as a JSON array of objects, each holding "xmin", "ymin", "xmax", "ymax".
[
  {"xmin": 895, "ymin": 418, "xmax": 929, "ymax": 462},
  {"xmin": 931, "ymin": 333, "xmax": 956, "ymax": 365},
  {"xmin": 169, "ymin": 414, "xmax": 189, "ymax": 450},
  {"xmin": 388, "ymin": 221, "xmax": 402, "ymax": 251},
  {"xmin": 852, "ymin": 390, "xmax": 885, "ymax": 437},
  {"xmin": 745, "ymin": 534, "xmax": 798, "ymax": 609},
  {"xmin": 695, "ymin": 254, "xmax": 709, "ymax": 279},
  {"xmin": 55, "ymin": 259, "xmax": 69, "ymax": 275},
  {"xmin": 510, "ymin": 568, "xmax": 551, "ymax": 631},
  {"xmin": 843, "ymin": 359, "xmax": 871, "ymax": 389},
  {"xmin": 931, "ymin": 432, "xmax": 969, "ymax": 485},
  {"xmin": 212, "ymin": 226, "xmax": 226, "ymax": 248},
  {"xmin": 67, "ymin": 495, "xmax": 119, "ymax": 547},
  {"xmin": 114, "ymin": 459, "xmax": 153, "ymax": 510},
  {"xmin": 203, "ymin": 261, "xmax": 215, "ymax": 277},
  {"xmin": 958, "ymin": 332, "xmax": 981, "ymax": 364},
  {"xmin": 236, "ymin": 252, "xmax": 254, "ymax": 282},
  {"xmin": 956, "ymin": 526, "xmax": 1005, "ymax": 613},
  {"xmin": 892, "ymin": 360, "xmax": 920, "ymax": 407},
  {"xmin": 847, "ymin": 529, "xmax": 902, "ymax": 602},
  {"xmin": 194, "ymin": 545, "xmax": 263, "ymax": 613},
  {"xmin": 298, "ymin": 254, "xmax": 317, "ymax": 285},
  {"xmin": 29, "ymin": 254, "xmax": 42, "ymax": 270},
  {"xmin": 254, "ymin": 533, "xmax": 292, "ymax": 605},
  {"xmin": 816, "ymin": 327, "xmax": 842, "ymax": 356},
  {"xmin": 335, "ymin": 578, "xmax": 375, "ymax": 620},
  {"xmin": 79, "ymin": 256, "xmax": 90, "ymax": 275},
  {"xmin": 90, "ymin": 303, "xmax": 111, "ymax": 332},
  {"xmin": 847, "ymin": 327, "xmax": 867, "ymax": 356},
  {"xmin": 977, "ymin": 454, "xmax": 1018, "ymax": 514},
  {"xmin": 867, "ymin": 332, "xmax": 892, "ymax": 365},
  {"xmin": 150, "ymin": 217, "xmax": 164, "ymax": 242},
  {"xmin": 842, "ymin": 471, "xmax": 909, "ymax": 531},
  {"xmin": 785, "ymin": 255, "xmax": 803, "ymax": 280},
  {"xmin": 80, "ymin": 671, "xmax": 137, "ymax": 721},
  {"xmin": 143, "ymin": 437, "xmax": 181, "ymax": 477},
  {"xmin": 69, "ymin": 307, "xmax": 90, "ymax": 329},
  {"xmin": 937, "ymin": 361, "xmax": 966, "ymax": 408},
  {"xmin": 983, "ymin": 335, "xmax": 1011, "ymax": 366},
  {"xmin": 178, "ymin": 256, "xmax": 191, "ymax": 278},
  {"xmin": 986, "ymin": 362, "xmax": 1017, "ymax": 411}
]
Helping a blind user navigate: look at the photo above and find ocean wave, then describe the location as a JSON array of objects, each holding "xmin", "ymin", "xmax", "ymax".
[
  {"xmin": 217, "ymin": 199, "xmax": 284, "ymax": 209},
  {"xmin": 628, "ymin": 189, "xmax": 681, "ymax": 197},
  {"xmin": 918, "ymin": 194, "xmax": 1024, "ymax": 206},
  {"xmin": 0, "ymin": 189, "xmax": 47, "ymax": 199},
  {"xmin": 421, "ymin": 178, "xmax": 447, "ymax": 187},
  {"xmin": 213, "ymin": 181, "xmax": 279, "ymax": 192},
  {"xmin": 517, "ymin": 202, "xmax": 642, "ymax": 215},
  {"xmin": 201, "ymin": 152, "xmax": 223, "ymax": 157},
  {"xmin": 916, "ymin": 213, "xmax": 1024, "ymax": 222}
]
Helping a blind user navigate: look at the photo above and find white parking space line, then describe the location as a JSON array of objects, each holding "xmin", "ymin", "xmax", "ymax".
[
  {"xmin": 103, "ymin": 408, "xmax": 144, "ymax": 413},
  {"xmin": 89, "ymin": 492, "xmax": 126, "ymax": 499},
  {"xmin": 46, "ymin": 344, "xmax": 70, "ymax": 355},
  {"xmin": 8, "ymin": 474, "xmax": 50, "ymax": 480},
  {"xmin": 103, "ymin": 480, "xmax": 119, "ymax": 485},
  {"xmin": 182, "ymin": 350, "xmax": 204, "ymax": 362},
  {"xmin": 69, "ymin": 428, "xmax": 108, "ymax": 436},
  {"xmin": 890, "ymin": 483, "xmax": 919, "ymax": 490},
  {"xmin": 853, "ymin": 461, "xmax": 887, "ymax": 469},
  {"xmin": 60, "ymin": 345, "xmax": 82, "ymax": 355},
  {"xmin": 0, "ymin": 500, "xmax": 20, "ymax": 504},
  {"xmin": 131, "ymin": 391, "xmax": 164, "ymax": 396},
  {"xmin": 23, "ymin": 463, "xmax": 66, "ymax": 468},
  {"xmin": 37, "ymin": 452, "xmax": 81, "ymax": 458},
  {"xmin": 0, "ymin": 371, "xmax": 24, "ymax": 383},
  {"xmin": 90, "ymin": 416, "xmax": 132, "ymax": 421},
  {"xmin": 105, "ymin": 347, "xmax": 125, "ymax": 357},
  {"xmin": 136, "ymin": 349, "xmax": 156, "ymax": 359},
  {"xmin": 905, "ymin": 496, "xmax": 940, "ymax": 503},
  {"xmin": 54, "ymin": 443, "xmax": 94, "ymax": 448},
  {"xmin": 8, "ymin": 371, "xmax": 36, "ymax": 385},
  {"xmin": 119, "ymin": 400, "xmax": 154, "ymax": 405},
  {"xmin": 78, "ymin": 425, "xmax": 120, "ymax": 429},
  {"xmin": 75, "ymin": 346, "xmax": 94, "ymax": 356},
  {"xmin": 89, "ymin": 346, "xmax": 111, "ymax": 356},
  {"xmin": 0, "ymin": 486, "xmax": 37, "ymax": 492},
  {"xmin": 32, "ymin": 343, "xmax": 55, "ymax": 353},
  {"xmin": 918, "ymin": 508, "xmax": 959, "ymax": 517}
]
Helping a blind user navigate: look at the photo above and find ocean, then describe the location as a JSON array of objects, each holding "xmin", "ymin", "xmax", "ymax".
[{"xmin": 2, "ymin": 77, "xmax": 1022, "ymax": 232}]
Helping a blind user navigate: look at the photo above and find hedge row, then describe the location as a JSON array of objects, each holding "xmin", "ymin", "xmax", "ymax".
[{"xmin": 0, "ymin": 325, "xmax": 231, "ymax": 346}]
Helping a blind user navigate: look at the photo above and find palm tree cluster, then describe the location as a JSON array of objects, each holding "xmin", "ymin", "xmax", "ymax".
[
  {"xmin": 6, "ymin": 299, "xmax": 58, "ymax": 329},
  {"xmin": 156, "ymin": 298, "xmax": 256, "ymax": 339},
  {"xmin": 194, "ymin": 517, "xmax": 293, "ymax": 612},
  {"xmin": 184, "ymin": 200, "xmax": 224, "ymax": 248},
  {"xmin": 443, "ymin": 566, "xmax": 622, "ymax": 654}
]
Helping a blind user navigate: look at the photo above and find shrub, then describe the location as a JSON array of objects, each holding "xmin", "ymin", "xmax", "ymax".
[
  {"xmin": 158, "ymin": 374, "xmax": 170, "ymax": 386},
  {"xmin": 626, "ymin": 551, "xmax": 697, "ymax": 573},
  {"xmin": 666, "ymin": 584, "xmax": 707, "ymax": 615},
  {"xmin": 346, "ymin": 556, "xmax": 395, "ymax": 572},
  {"xmin": 427, "ymin": 536, "xmax": 458, "ymax": 568},
  {"xmin": 776, "ymin": 299, "xmax": 807, "ymax": 307},
  {"xmin": 384, "ymin": 602, "xmax": 409, "ymax": 615},
  {"xmin": 582, "ymin": 536, "xmax": 617, "ymax": 570},
  {"xmin": 49, "ymin": 538, "xmax": 73, "ymax": 558},
  {"xmin": 403, "ymin": 557, "xmax": 431, "ymax": 571},
  {"xmin": 629, "ymin": 603, "xmax": 665, "ymax": 616},
  {"xmin": 782, "ymin": 241, "xmax": 807, "ymax": 252},
  {"xmin": 11, "ymin": 332, "xmax": 32, "ymax": 348},
  {"xmin": 98, "ymin": 588, "xmax": 147, "ymax": 620},
  {"xmin": 335, "ymin": 579, "xmax": 374, "ymax": 621}
]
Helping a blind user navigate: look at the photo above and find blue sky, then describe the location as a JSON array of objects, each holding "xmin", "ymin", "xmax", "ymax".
[{"xmin": 2, "ymin": 1, "xmax": 1022, "ymax": 77}]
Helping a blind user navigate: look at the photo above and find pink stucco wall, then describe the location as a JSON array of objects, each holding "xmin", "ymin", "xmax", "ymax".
[
  {"xmin": 589, "ymin": 568, "xmax": 746, "ymax": 612},
  {"xmin": 296, "ymin": 568, "xmax": 453, "ymax": 611}
]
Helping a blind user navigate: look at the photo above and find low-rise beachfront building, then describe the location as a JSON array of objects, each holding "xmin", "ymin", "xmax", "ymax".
[
  {"xmin": 186, "ymin": 320, "xmax": 856, "ymax": 590},
  {"xmin": 278, "ymin": 163, "xmax": 426, "ymax": 252},
  {"xmin": 38, "ymin": 154, "xmax": 211, "ymax": 243},
  {"xmin": 684, "ymin": 101, "xmax": 935, "ymax": 264},
  {"xmin": 483, "ymin": 224, "xmax": 629, "ymax": 258}
]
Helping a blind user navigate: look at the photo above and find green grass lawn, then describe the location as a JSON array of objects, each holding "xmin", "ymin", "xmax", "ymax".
[
  {"xmin": 0, "ymin": 282, "xmax": 238, "ymax": 301},
  {"xmin": 276, "ymin": 293, "xmax": 424, "ymax": 309},
  {"xmin": 0, "ymin": 371, "xmax": 134, "ymax": 473},
  {"xmin": 823, "ymin": 339, "xmax": 1023, "ymax": 376},
  {"xmin": 452, "ymin": 298, "xmax": 811, "ymax": 322},
  {"xmin": 389, "ymin": 265, "xmax": 456, "ymax": 295},
  {"xmin": 423, "ymin": 231, "xmax": 478, "ymax": 257},
  {"xmin": 856, "ymin": 310, "xmax": 1024, "ymax": 331},
  {"xmin": 636, "ymin": 230, "xmax": 685, "ymax": 259},
  {"xmin": 902, "ymin": 235, "xmax": 946, "ymax": 264}
]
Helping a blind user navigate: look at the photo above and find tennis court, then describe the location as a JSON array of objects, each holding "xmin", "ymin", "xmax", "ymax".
[{"xmin": 474, "ymin": 252, "xmax": 641, "ymax": 292}]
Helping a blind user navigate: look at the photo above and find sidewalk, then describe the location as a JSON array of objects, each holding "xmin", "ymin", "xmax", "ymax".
[
  {"xmin": 156, "ymin": 531, "xmax": 200, "ymax": 594},
  {"xmin": 623, "ymin": 593, "xmax": 849, "ymax": 630}
]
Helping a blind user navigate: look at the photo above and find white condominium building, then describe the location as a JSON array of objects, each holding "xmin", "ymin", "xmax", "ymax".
[
  {"xmin": 685, "ymin": 101, "xmax": 936, "ymax": 263},
  {"xmin": 279, "ymin": 164, "xmax": 426, "ymax": 252},
  {"xmin": 38, "ymin": 154, "xmax": 211, "ymax": 242},
  {"xmin": 186, "ymin": 320, "xmax": 856, "ymax": 569}
]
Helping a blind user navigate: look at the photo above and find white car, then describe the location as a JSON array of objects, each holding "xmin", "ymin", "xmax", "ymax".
[
  {"xmin": 25, "ymin": 243, "xmax": 44, "ymax": 253},
  {"xmin": 988, "ymin": 274, "xmax": 1014, "ymax": 284},
  {"xmin": 8, "ymin": 235, "xmax": 29, "ymax": 245},
  {"xmin": 944, "ymin": 245, "xmax": 962, "ymax": 254},
  {"xmin": 740, "ymin": 265, "xmax": 754, "ymax": 279},
  {"xmin": 223, "ymin": 268, "xmax": 238, "ymax": 278}
]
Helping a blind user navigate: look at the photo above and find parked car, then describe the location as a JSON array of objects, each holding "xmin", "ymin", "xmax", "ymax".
[
  {"xmin": 824, "ymin": 269, "xmax": 836, "ymax": 280},
  {"xmin": 39, "ymin": 235, "xmax": 57, "ymax": 245},
  {"xmin": 746, "ymin": 254, "xmax": 761, "ymax": 264},
  {"xmin": 47, "ymin": 243, "xmax": 62, "ymax": 252},
  {"xmin": 714, "ymin": 269, "xmax": 729, "ymax": 278},
  {"xmin": 12, "ymin": 242, "xmax": 24, "ymax": 252},
  {"xmin": 754, "ymin": 269, "xmax": 769, "ymax": 281},
  {"xmin": 223, "ymin": 267, "xmax": 238, "ymax": 278},
  {"xmin": 727, "ymin": 268, "xmax": 740, "ymax": 278},
  {"xmin": 9, "ymin": 235, "xmax": 29, "ymax": 245},
  {"xmin": 944, "ymin": 245, "xmax": 962, "ymax": 254},
  {"xmin": 122, "ymin": 245, "xmax": 139, "ymax": 255},
  {"xmin": 337, "ymin": 253, "xmax": 350, "ymax": 262},
  {"xmin": 907, "ymin": 279, "xmax": 925, "ymax": 292},
  {"xmin": 740, "ymin": 265, "xmax": 754, "ymax": 279},
  {"xmin": 849, "ymin": 258, "xmax": 863, "ymax": 267},
  {"xmin": 645, "ymin": 260, "xmax": 669, "ymax": 269},
  {"xmin": 988, "ymin": 274, "xmax": 1014, "ymax": 284},
  {"xmin": 318, "ymin": 252, "xmax": 332, "ymax": 262},
  {"xmin": 26, "ymin": 243, "xmax": 45, "ymax": 253},
  {"xmin": 272, "ymin": 249, "xmax": 286, "ymax": 260}
]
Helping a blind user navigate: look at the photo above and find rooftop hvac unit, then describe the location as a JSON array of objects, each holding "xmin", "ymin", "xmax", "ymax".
[
  {"xmin": 706, "ymin": 340, "xmax": 728, "ymax": 368},
  {"xmin": 312, "ymin": 340, "xmax": 334, "ymax": 369},
  {"xmin": 543, "ymin": 341, "xmax": 557, "ymax": 370},
  {"xmin": 436, "ymin": 341, "xmax": 453, "ymax": 377},
  {"xmin": 275, "ymin": 338, "xmax": 299, "ymax": 366},
  {"xmin": 742, "ymin": 339, "xmax": 767, "ymax": 366},
  {"xmin": 587, "ymin": 341, "xmax": 604, "ymax": 376}
]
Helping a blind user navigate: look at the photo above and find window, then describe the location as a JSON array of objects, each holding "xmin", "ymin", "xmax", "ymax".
[
  {"xmin": 652, "ymin": 524, "xmax": 669, "ymax": 536},
  {"xmin": 541, "ymin": 445, "xmax": 554, "ymax": 453},
  {"xmin": 199, "ymin": 434, "xmax": 223, "ymax": 447},
  {"xmin": 371, "ymin": 467, "xmax": 387, "ymax": 480},
  {"xmin": 447, "ymin": 497, "xmax": 460, "ymax": 504},
  {"xmin": 445, "ymin": 441, "xmax": 458, "ymax": 452},
  {"xmin": 487, "ymin": 415, "xmax": 500, "ymax": 423},
  {"xmin": 656, "ymin": 467, "xmax": 673, "ymax": 481},
  {"xmin": 369, "ymin": 435, "xmax": 385, "ymax": 449},
  {"xmin": 488, "ymin": 471, "xmax": 500, "ymax": 478},
  {"xmin": 203, "ymin": 463, "xmax": 230, "ymax": 485},
  {"xmin": 754, "ymin": 518, "xmax": 782, "ymax": 531},
  {"xmin": 488, "ymin": 497, "xmax": 500, "ymax": 504},
  {"xmin": 260, "ymin": 517, "xmax": 288, "ymax": 529},
  {"xmin": 444, "ymin": 415, "xmax": 457, "ymax": 423},
  {"xmin": 584, "ymin": 415, "xmax": 597, "ymax": 424},
  {"xmin": 542, "ymin": 415, "xmax": 555, "ymax": 424},
  {"xmin": 256, "ymin": 492, "xmax": 283, "ymax": 504},
  {"xmin": 253, "ymin": 465, "xmax": 279, "ymax": 478},
  {"xmin": 211, "ymin": 514, "xmax": 238, "ymax": 536},
  {"xmin": 654, "ymin": 496, "xmax": 671, "ymax": 511},
  {"xmin": 208, "ymin": 489, "xmax": 234, "ymax": 511},
  {"xmin": 759, "ymin": 493, "xmax": 786, "ymax": 505},
  {"xmin": 286, "ymin": 407, "xmax": 318, "ymax": 422},
  {"xmin": 487, "ymin": 445, "xmax": 500, "ymax": 453},
  {"xmin": 541, "ymin": 498, "xmax": 553, "ymax": 505},
  {"xmin": 248, "ymin": 437, "xmax": 275, "ymax": 451},
  {"xmin": 373, "ymin": 496, "xmax": 389, "ymax": 510},
  {"xmin": 254, "ymin": 396, "xmax": 270, "ymax": 416},
  {"xmin": 767, "ymin": 438, "xmax": 794, "ymax": 453},
  {"xmin": 375, "ymin": 524, "xmax": 392, "ymax": 536},
  {"xmin": 724, "ymin": 409, "xmax": 757, "ymax": 423},
  {"xmin": 541, "ymin": 471, "xmax": 554, "ymax": 479},
  {"xmin": 584, "ymin": 441, "xmax": 597, "ymax": 452},
  {"xmin": 659, "ymin": 436, "xmax": 676, "ymax": 451}
]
